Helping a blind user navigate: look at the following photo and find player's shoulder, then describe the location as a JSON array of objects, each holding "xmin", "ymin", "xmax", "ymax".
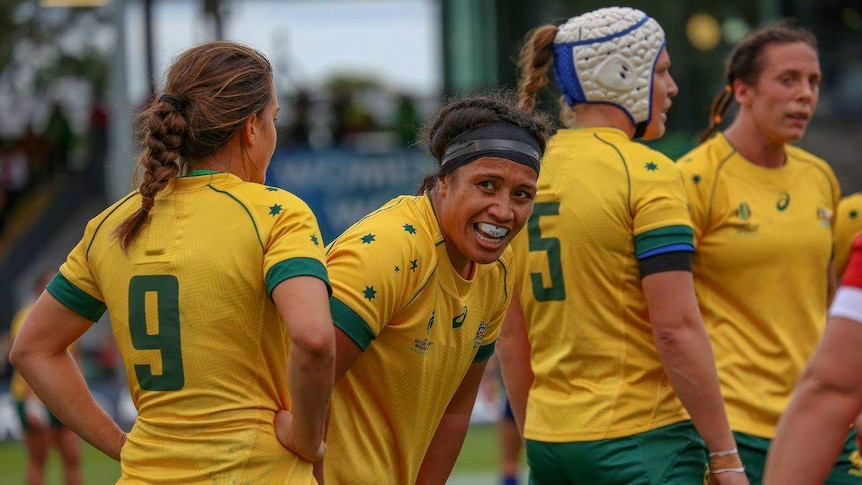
[
  {"xmin": 83, "ymin": 190, "xmax": 141, "ymax": 238},
  {"xmin": 229, "ymin": 181, "xmax": 312, "ymax": 211},
  {"xmin": 786, "ymin": 144, "xmax": 834, "ymax": 174},
  {"xmin": 328, "ymin": 195, "xmax": 437, "ymax": 256},
  {"xmin": 676, "ymin": 135, "xmax": 729, "ymax": 175},
  {"xmin": 840, "ymin": 192, "xmax": 862, "ymax": 208}
]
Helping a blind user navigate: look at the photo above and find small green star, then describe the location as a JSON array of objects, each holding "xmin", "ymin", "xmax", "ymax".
[
  {"xmin": 410, "ymin": 259, "xmax": 418, "ymax": 271},
  {"xmin": 360, "ymin": 233, "xmax": 376, "ymax": 244},
  {"xmin": 265, "ymin": 186, "xmax": 278, "ymax": 192},
  {"xmin": 403, "ymin": 223, "xmax": 417, "ymax": 235},
  {"xmin": 310, "ymin": 234, "xmax": 320, "ymax": 246},
  {"xmin": 645, "ymin": 161, "xmax": 658, "ymax": 171},
  {"xmin": 362, "ymin": 285, "xmax": 377, "ymax": 301},
  {"xmin": 851, "ymin": 210, "xmax": 859, "ymax": 219},
  {"xmin": 268, "ymin": 204, "xmax": 283, "ymax": 216},
  {"xmin": 394, "ymin": 265, "xmax": 400, "ymax": 273},
  {"xmin": 693, "ymin": 174, "xmax": 702, "ymax": 185}
]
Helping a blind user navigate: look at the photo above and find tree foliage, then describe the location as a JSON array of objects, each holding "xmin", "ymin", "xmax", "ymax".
[{"xmin": 0, "ymin": 0, "xmax": 111, "ymax": 133}]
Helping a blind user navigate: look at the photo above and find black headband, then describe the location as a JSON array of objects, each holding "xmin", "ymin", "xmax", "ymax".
[{"xmin": 440, "ymin": 123, "xmax": 542, "ymax": 176}]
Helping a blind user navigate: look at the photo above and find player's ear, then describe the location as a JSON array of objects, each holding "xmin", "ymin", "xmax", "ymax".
[{"xmin": 242, "ymin": 113, "xmax": 259, "ymax": 147}]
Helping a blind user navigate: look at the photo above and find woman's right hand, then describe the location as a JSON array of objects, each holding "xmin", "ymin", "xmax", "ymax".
[{"xmin": 274, "ymin": 409, "xmax": 327, "ymax": 463}]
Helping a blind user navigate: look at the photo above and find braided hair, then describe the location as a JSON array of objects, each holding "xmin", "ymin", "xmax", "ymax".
[
  {"xmin": 700, "ymin": 21, "xmax": 817, "ymax": 143},
  {"xmin": 115, "ymin": 41, "xmax": 273, "ymax": 249},
  {"xmin": 416, "ymin": 93, "xmax": 552, "ymax": 194}
]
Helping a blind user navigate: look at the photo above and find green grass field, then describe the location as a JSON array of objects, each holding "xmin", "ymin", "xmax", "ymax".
[{"xmin": 0, "ymin": 424, "xmax": 507, "ymax": 484}]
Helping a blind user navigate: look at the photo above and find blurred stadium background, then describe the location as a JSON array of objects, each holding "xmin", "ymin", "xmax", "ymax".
[{"xmin": 0, "ymin": 0, "xmax": 860, "ymax": 482}]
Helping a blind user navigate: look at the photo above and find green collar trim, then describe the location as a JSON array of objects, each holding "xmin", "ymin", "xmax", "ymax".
[{"xmin": 183, "ymin": 169, "xmax": 221, "ymax": 177}]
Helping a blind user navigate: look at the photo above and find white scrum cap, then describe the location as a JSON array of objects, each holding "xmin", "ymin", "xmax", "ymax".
[{"xmin": 552, "ymin": 7, "xmax": 666, "ymax": 135}]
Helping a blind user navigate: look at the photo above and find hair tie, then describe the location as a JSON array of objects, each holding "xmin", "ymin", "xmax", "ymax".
[
  {"xmin": 725, "ymin": 85, "xmax": 732, "ymax": 93},
  {"xmin": 141, "ymin": 196, "xmax": 155, "ymax": 212},
  {"xmin": 713, "ymin": 115, "xmax": 722, "ymax": 124},
  {"xmin": 160, "ymin": 94, "xmax": 186, "ymax": 111}
]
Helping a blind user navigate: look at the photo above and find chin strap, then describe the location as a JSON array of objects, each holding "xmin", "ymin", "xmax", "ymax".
[{"xmin": 634, "ymin": 120, "xmax": 648, "ymax": 139}]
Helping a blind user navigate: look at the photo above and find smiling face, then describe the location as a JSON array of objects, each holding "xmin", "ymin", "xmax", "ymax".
[
  {"xmin": 735, "ymin": 41, "xmax": 821, "ymax": 144},
  {"xmin": 642, "ymin": 47, "xmax": 678, "ymax": 141},
  {"xmin": 433, "ymin": 157, "xmax": 538, "ymax": 278}
]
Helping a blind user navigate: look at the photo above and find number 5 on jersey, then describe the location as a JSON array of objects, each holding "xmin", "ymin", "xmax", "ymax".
[
  {"xmin": 527, "ymin": 202, "xmax": 566, "ymax": 301},
  {"xmin": 129, "ymin": 275, "xmax": 185, "ymax": 391}
]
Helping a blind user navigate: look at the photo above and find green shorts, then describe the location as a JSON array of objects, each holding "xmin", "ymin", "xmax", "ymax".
[
  {"xmin": 734, "ymin": 430, "xmax": 862, "ymax": 484},
  {"xmin": 525, "ymin": 421, "xmax": 708, "ymax": 484},
  {"xmin": 14, "ymin": 400, "xmax": 64, "ymax": 432}
]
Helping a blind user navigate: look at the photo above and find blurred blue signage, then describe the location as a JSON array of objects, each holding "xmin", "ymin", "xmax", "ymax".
[{"xmin": 266, "ymin": 148, "xmax": 433, "ymax": 244}]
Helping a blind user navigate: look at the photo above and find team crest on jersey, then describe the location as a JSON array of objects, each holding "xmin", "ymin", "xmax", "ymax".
[
  {"xmin": 737, "ymin": 202, "xmax": 752, "ymax": 220},
  {"xmin": 733, "ymin": 201, "xmax": 760, "ymax": 236},
  {"xmin": 473, "ymin": 321, "xmax": 487, "ymax": 348},
  {"xmin": 818, "ymin": 207, "xmax": 833, "ymax": 227}
]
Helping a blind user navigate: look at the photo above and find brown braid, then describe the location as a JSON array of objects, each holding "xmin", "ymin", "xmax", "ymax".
[
  {"xmin": 114, "ymin": 41, "xmax": 273, "ymax": 249},
  {"xmin": 416, "ymin": 92, "xmax": 552, "ymax": 194},
  {"xmin": 699, "ymin": 86, "xmax": 735, "ymax": 143},
  {"xmin": 699, "ymin": 21, "xmax": 817, "ymax": 142},
  {"xmin": 517, "ymin": 25, "xmax": 559, "ymax": 113}
]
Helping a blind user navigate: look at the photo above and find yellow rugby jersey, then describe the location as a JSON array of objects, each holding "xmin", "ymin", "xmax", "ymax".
[
  {"xmin": 834, "ymin": 192, "xmax": 862, "ymax": 278},
  {"xmin": 49, "ymin": 171, "xmax": 329, "ymax": 484},
  {"xmin": 325, "ymin": 194, "xmax": 510, "ymax": 484},
  {"xmin": 514, "ymin": 127, "xmax": 693, "ymax": 443},
  {"xmin": 678, "ymin": 133, "xmax": 839, "ymax": 438}
]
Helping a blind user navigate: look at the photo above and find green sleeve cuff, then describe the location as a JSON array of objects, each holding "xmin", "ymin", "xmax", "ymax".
[
  {"xmin": 46, "ymin": 272, "xmax": 106, "ymax": 321},
  {"xmin": 266, "ymin": 257, "xmax": 331, "ymax": 297},
  {"xmin": 331, "ymin": 297, "xmax": 375, "ymax": 351},
  {"xmin": 473, "ymin": 341, "xmax": 496, "ymax": 363},
  {"xmin": 634, "ymin": 225, "xmax": 694, "ymax": 258}
]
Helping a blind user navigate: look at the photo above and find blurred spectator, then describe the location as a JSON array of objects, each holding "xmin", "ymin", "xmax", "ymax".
[
  {"xmin": 285, "ymin": 90, "xmax": 312, "ymax": 148},
  {"xmin": 393, "ymin": 93, "xmax": 422, "ymax": 147},
  {"xmin": 9, "ymin": 271, "xmax": 83, "ymax": 485},
  {"xmin": 87, "ymin": 94, "xmax": 109, "ymax": 194},
  {"xmin": 44, "ymin": 103, "xmax": 74, "ymax": 176},
  {"xmin": 0, "ymin": 138, "xmax": 30, "ymax": 215},
  {"xmin": 17, "ymin": 124, "xmax": 48, "ymax": 185}
]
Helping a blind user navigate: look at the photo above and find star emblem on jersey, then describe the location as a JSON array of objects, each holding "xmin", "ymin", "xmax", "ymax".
[
  {"xmin": 645, "ymin": 161, "xmax": 658, "ymax": 171},
  {"xmin": 394, "ymin": 265, "xmax": 400, "ymax": 273},
  {"xmin": 851, "ymin": 210, "xmax": 858, "ymax": 220},
  {"xmin": 452, "ymin": 306, "xmax": 468, "ymax": 328},
  {"xmin": 403, "ymin": 223, "xmax": 417, "ymax": 234},
  {"xmin": 362, "ymin": 285, "xmax": 377, "ymax": 301},
  {"xmin": 265, "ymin": 186, "xmax": 278, "ymax": 192},
  {"xmin": 361, "ymin": 233, "xmax": 376, "ymax": 244},
  {"xmin": 410, "ymin": 259, "xmax": 418, "ymax": 271},
  {"xmin": 268, "ymin": 204, "xmax": 283, "ymax": 216},
  {"xmin": 693, "ymin": 174, "xmax": 701, "ymax": 185},
  {"xmin": 310, "ymin": 234, "xmax": 319, "ymax": 246}
]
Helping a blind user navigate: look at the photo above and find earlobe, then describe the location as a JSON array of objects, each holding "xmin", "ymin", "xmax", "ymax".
[
  {"xmin": 732, "ymin": 79, "xmax": 750, "ymax": 106},
  {"xmin": 243, "ymin": 114, "xmax": 257, "ymax": 146}
]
